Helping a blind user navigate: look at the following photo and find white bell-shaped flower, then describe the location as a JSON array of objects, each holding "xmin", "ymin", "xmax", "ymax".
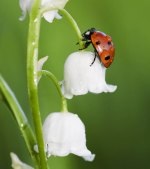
[
  {"xmin": 19, "ymin": 0, "xmax": 68, "ymax": 22},
  {"xmin": 10, "ymin": 152, "xmax": 33, "ymax": 169},
  {"xmin": 19, "ymin": 0, "xmax": 33, "ymax": 20},
  {"xmin": 38, "ymin": 112, "xmax": 95, "ymax": 161},
  {"xmin": 41, "ymin": 0, "xmax": 68, "ymax": 23},
  {"xmin": 62, "ymin": 51, "xmax": 117, "ymax": 99}
]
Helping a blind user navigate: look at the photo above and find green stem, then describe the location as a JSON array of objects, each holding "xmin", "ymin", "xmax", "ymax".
[
  {"xmin": 40, "ymin": 7, "xmax": 84, "ymax": 48},
  {"xmin": 27, "ymin": 0, "xmax": 48, "ymax": 169},
  {"xmin": 0, "ymin": 75, "xmax": 39, "ymax": 168},
  {"xmin": 39, "ymin": 70, "xmax": 68, "ymax": 112},
  {"xmin": 60, "ymin": 9, "xmax": 84, "ymax": 48}
]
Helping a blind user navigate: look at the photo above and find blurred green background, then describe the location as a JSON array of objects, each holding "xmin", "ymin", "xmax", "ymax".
[{"xmin": 0, "ymin": 0, "xmax": 150, "ymax": 168}]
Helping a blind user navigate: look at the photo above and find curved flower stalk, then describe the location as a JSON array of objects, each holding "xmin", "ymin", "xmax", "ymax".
[
  {"xmin": 62, "ymin": 51, "xmax": 117, "ymax": 99},
  {"xmin": 10, "ymin": 152, "xmax": 33, "ymax": 169},
  {"xmin": 19, "ymin": 0, "xmax": 68, "ymax": 22},
  {"xmin": 34, "ymin": 112, "xmax": 95, "ymax": 162}
]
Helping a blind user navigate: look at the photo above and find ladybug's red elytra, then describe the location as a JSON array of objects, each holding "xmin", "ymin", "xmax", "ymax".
[{"xmin": 81, "ymin": 28, "xmax": 115, "ymax": 68}]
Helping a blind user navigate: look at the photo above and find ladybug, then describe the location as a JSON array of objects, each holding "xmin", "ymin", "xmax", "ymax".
[{"xmin": 81, "ymin": 28, "xmax": 115, "ymax": 68}]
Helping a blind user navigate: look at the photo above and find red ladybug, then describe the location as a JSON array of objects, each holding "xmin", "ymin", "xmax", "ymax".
[{"xmin": 82, "ymin": 28, "xmax": 115, "ymax": 68}]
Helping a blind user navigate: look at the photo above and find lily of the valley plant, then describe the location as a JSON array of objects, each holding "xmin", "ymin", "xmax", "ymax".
[{"xmin": 0, "ymin": 0, "xmax": 117, "ymax": 168}]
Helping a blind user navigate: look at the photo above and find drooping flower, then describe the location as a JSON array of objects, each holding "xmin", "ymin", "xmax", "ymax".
[
  {"xmin": 19, "ymin": 0, "xmax": 68, "ymax": 22},
  {"xmin": 61, "ymin": 51, "xmax": 117, "ymax": 99},
  {"xmin": 41, "ymin": 0, "xmax": 68, "ymax": 23},
  {"xmin": 34, "ymin": 112, "xmax": 95, "ymax": 161},
  {"xmin": 19, "ymin": 0, "xmax": 33, "ymax": 20},
  {"xmin": 10, "ymin": 152, "xmax": 33, "ymax": 169}
]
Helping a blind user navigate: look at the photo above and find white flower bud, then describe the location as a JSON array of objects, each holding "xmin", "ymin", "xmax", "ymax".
[
  {"xmin": 19, "ymin": 0, "xmax": 33, "ymax": 21},
  {"xmin": 10, "ymin": 152, "xmax": 33, "ymax": 169}
]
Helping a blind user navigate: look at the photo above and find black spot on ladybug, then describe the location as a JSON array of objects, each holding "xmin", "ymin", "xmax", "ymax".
[
  {"xmin": 108, "ymin": 41, "xmax": 111, "ymax": 45},
  {"xmin": 105, "ymin": 55, "xmax": 110, "ymax": 60},
  {"xmin": 96, "ymin": 41, "xmax": 101, "ymax": 45}
]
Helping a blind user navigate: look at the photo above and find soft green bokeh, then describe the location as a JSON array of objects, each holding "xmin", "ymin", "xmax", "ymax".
[{"xmin": 0, "ymin": 0, "xmax": 150, "ymax": 169}]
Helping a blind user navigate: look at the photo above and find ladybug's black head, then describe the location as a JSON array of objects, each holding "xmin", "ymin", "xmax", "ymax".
[
  {"xmin": 82, "ymin": 28, "xmax": 96, "ymax": 40},
  {"xmin": 89, "ymin": 28, "xmax": 97, "ymax": 33}
]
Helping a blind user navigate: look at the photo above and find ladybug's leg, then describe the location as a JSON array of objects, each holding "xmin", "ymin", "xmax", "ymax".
[
  {"xmin": 78, "ymin": 40, "xmax": 91, "ymax": 50},
  {"xmin": 90, "ymin": 51, "xmax": 97, "ymax": 66},
  {"xmin": 84, "ymin": 40, "xmax": 91, "ymax": 49}
]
